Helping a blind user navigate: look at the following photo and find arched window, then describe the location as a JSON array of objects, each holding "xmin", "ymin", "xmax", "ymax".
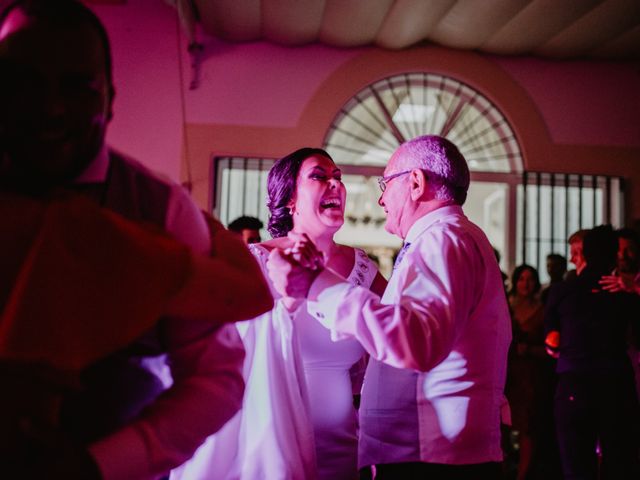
[
  {"xmin": 324, "ymin": 72, "xmax": 522, "ymax": 172},
  {"xmin": 323, "ymin": 72, "xmax": 522, "ymax": 275}
]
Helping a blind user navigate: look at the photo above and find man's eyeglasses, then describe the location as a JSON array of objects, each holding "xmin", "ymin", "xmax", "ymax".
[{"xmin": 377, "ymin": 170, "xmax": 411, "ymax": 192}]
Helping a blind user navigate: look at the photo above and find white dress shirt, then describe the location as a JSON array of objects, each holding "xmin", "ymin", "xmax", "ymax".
[{"xmin": 307, "ymin": 205, "xmax": 511, "ymax": 465}]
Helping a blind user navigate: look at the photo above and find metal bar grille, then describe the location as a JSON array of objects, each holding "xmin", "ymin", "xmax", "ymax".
[
  {"xmin": 522, "ymin": 171, "xmax": 528, "ymax": 263},
  {"xmin": 519, "ymin": 171, "xmax": 624, "ymax": 281},
  {"xmin": 605, "ymin": 176, "xmax": 611, "ymax": 224},
  {"xmin": 578, "ymin": 174, "xmax": 583, "ymax": 228},
  {"xmin": 550, "ymin": 173, "xmax": 555, "ymax": 250},
  {"xmin": 214, "ymin": 156, "xmax": 276, "ymax": 227},
  {"xmin": 536, "ymin": 172, "xmax": 541, "ymax": 269},
  {"xmin": 212, "ymin": 158, "xmax": 625, "ymax": 286},
  {"xmin": 592, "ymin": 175, "xmax": 597, "ymax": 227}
]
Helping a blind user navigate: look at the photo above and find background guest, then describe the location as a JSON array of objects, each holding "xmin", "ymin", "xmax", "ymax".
[
  {"xmin": 228, "ymin": 215, "xmax": 264, "ymax": 244},
  {"xmin": 545, "ymin": 225, "xmax": 640, "ymax": 479},
  {"xmin": 505, "ymin": 265, "xmax": 556, "ymax": 480},
  {"xmin": 565, "ymin": 230, "xmax": 588, "ymax": 281},
  {"xmin": 541, "ymin": 254, "xmax": 567, "ymax": 304}
]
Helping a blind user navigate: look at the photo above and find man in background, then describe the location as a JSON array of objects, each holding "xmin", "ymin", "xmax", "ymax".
[
  {"xmin": 545, "ymin": 226, "xmax": 640, "ymax": 479},
  {"xmin": 565, "ymin": 229, "xmax": 588, "ymax": 281},
  {"xmin": 228, "ymin": 215, "xmax": 264, "ymax": 244},
  {"xmin": 615, "ymin": 228, "xmax": 640, "ymax": 292},
  {"xmin": 541, "ymin": 253, "xmax": 567, "ymax": 304}
]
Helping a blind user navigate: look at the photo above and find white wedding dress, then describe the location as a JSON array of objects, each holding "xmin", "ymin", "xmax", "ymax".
[
  {"xmin": 299, "ymin": 248, "xmax": 376, "ymax": 480},
  {"xmin": 171, "ymin": 245, "xmax": 377, "ymax": 480}
]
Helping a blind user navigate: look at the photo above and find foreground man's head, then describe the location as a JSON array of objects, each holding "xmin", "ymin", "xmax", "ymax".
[{"xmin": 0, "ymin": 0, "xmax": 114, "ymax": 189}]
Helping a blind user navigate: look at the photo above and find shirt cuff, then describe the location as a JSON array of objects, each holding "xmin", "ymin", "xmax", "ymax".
[
  {"xmin": 307, "ymin": 268, "xmax": 356, "ymax": 340},
  {"xmin": 88, "ymin": 427, "xmax": 153, "ymax": 480}
]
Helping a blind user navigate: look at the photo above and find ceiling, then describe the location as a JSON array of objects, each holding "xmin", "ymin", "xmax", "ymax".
[{"xmin": 184, "ymin": 0, "xmax": 640, "ymax": 60}]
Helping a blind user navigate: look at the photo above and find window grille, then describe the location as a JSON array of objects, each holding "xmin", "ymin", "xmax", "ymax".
[
  {"xmin": 212, "ymin": 156, "xmax": 274, "ymax": 229},
  {"xmin": 517, "ymin": 171, "xmax": 624, "ymax": 278}
]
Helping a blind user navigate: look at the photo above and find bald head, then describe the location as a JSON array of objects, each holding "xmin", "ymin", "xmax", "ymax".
[{"xmin": 394, "ymin": 135, "xmax": 470, "ymax": 206}]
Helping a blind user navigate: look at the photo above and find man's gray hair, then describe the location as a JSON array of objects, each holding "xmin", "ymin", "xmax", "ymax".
[{"xmin": 396, "ymin": 135, "xmax": 470, "ymax": 205}]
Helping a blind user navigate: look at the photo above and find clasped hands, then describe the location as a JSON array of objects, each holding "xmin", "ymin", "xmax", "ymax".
[
  {"xmin": 267, "ymin": 232, "xmax": 324, "ymax": 304},
  {"xmin": 599, "ymin": 274, "xmax": 636, "ymax": 294}
]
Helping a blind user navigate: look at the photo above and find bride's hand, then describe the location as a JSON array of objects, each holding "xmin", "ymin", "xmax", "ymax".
[
  {"xmin": 286, "ymin": 232, "xmax": 324, "ymax": 270},
  {"xmin": 267, "ymin": 248, "xmax": 319, "ymax": 300}
]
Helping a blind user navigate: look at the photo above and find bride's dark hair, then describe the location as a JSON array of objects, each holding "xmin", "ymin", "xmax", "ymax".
[{"xmin": 267, "ymin": 147, "xmax": 332, "ymax": 238}]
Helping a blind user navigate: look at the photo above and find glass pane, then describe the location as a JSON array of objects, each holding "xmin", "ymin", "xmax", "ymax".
[
  {"xmin": 325, "ymin": 73, "xmax": 523, "ymax": 173},
  {"xmin": 335, "ymin": 174, "xmax": 402, "ymax": 278},
  {"xmin": 214, "ymin": 157, "xmax": 274, "ymax": 240},
  {"xmin": 515, "ymin": 173, "xmax": 624, "ymax": 284},
  {"xmin": 465, "ymin": 182, "xmax": 509, "ymax": 273}
]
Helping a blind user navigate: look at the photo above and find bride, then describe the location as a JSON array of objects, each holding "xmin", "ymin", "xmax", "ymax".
[{"xmin": 172, "ymin": 148, "xmax": 386, "ymax": 480}]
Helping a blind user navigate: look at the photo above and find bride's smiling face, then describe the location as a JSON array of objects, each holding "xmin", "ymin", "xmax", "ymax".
[{"xmin": 289, "ymin": 154, "xmax": 346, "ymax": 235}]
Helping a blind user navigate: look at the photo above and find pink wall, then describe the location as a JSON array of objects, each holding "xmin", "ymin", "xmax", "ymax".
[
  {"xmin": 492, "ymin": 56, "xmax": 640, "ymax": 148},
  {"xmin": 95, "ymin": 1, "xmax": 184, "ymax": 179},
  {"xmin": 93, "ymin": 1, "xmax": 640, "ymax": 189},
  {"xmin": 184, "ymin": 40, "xmax": 362, "ymax": 127},
  {"xmin": 181, "ymin": 42, "xmax": 640, "ymax": 147}
]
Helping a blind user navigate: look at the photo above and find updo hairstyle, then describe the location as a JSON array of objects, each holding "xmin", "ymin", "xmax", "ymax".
[{"xmin": 266, "ymin": 147, "xmax": 332, "ymax": 238}]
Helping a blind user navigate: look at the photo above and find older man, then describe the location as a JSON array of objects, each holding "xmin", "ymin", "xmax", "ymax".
[
  {"xmin": 0, "ymin": 1, "xmax": 271, "ymax": 478},
  {"xmin": 268, "ymin": 135, "xmax": 511, "ymax": 478}
]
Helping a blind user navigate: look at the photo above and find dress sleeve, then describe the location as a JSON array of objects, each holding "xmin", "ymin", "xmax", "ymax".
[{"xmin": 172, "ymin": 242, "xmax": 317, "ymax": 480}]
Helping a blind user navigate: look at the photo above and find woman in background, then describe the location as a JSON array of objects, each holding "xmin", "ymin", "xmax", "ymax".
[
  {"xmin": 505, "ymin": 264, "xmax": 552, "ymax": 480},
  {"xmin": 173, "ymin": 148, "xmax": 386, "ymax": 480}
]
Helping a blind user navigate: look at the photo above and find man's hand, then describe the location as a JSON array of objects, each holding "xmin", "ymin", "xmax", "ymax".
[
  {"xmin": 599, "ymin": 274, "xmax": 634, "ymax": 293},
  {"xmin": 267, "ymin": 247, "xmax": 321, "ymax": 300}
]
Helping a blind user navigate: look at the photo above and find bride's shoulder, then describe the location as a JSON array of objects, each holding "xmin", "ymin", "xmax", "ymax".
[
  {"xmin": 254, "ymin": 237, "xmax": 292, "ymax": 253},
  {"xmin": 336, "ymin": 244, "xmax": 375, "ymax": 271}
]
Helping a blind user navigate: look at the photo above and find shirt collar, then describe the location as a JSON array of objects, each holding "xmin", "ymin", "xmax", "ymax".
[
  {"xmin": 404, "ymin": 204, "xmax": 464, "ymax": 244},
  {"xmin": 74, "ymin": 144, "xmax": 110, "ymax": 183}
]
